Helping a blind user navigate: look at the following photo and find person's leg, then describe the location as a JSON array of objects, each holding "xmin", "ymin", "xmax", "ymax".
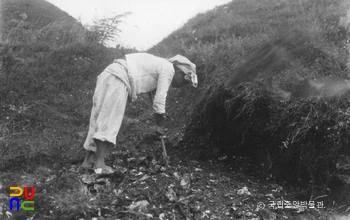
[
  {"xmin": 82, "ymin": 150, "xmax": 95, "ymax": 169},
  {"xmin": 94, "ymin": 140, "xmax": 114, "ymax": 171},
  {"xmin": 92, "ymin": 86, "xmax": 128, "ymax": 172},
  {"xmin": 81, "ymin": 87, "xmax": 100, "ymax": 169},
  {"xmin": 82, "ymin": 63, "xmax": 129, "ymax": 172},
  {"xmin": 82, "ymin": 73, "xmax": 105, "ymax": 169},
  {"xmin": 90, "ymin": 71, "xmax": 129, "ymax": 172}
]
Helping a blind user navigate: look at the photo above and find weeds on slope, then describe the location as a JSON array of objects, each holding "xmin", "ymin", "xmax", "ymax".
[{"xmin": 0, "ymin": 42, "xmax": 124, "ymax": 170}]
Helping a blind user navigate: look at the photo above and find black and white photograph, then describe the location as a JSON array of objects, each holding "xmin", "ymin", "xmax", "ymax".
[{"xmin": 0, "ymin": 0, "xmax": 350, "ymax": 219}]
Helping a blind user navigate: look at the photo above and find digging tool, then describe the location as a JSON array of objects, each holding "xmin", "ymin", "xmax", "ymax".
[{"xmin": 160, "ymin": 135, "xmax": 169, "ymax": 165}]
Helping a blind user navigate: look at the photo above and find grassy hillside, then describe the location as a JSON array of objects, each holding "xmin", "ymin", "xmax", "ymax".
[
  {"xmin": 149, "ymin": 0, "xmax": 350, "ymax": 206},
  {"xmin": 0, "ymin": 0, "xmax": 128, "ymax": 171},
  {"xmin": 2, "ymin": 0, "xmax": 69, "ymax": 27},
  {"xmin": 1, "ymin": 0, "xmax": 67, "ymax": 44},
  {"xmin": 1, "ymin": 0, "xmax": 102, "ymax": 47}
]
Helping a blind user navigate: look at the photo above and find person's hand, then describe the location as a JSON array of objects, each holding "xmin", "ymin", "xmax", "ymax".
[
  {"xmin": 154, "ymin": 113, "xmax": 166, "ymax": 136},
  {"xmin": 156, "ymin": 126, "xmax": 165, "ymax": 136},
  {"xmin": 154, "ymin": 113, "xmax": 165, "ymax": 126}
]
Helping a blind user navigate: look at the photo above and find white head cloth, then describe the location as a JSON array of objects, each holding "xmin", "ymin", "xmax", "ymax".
[{"xmin": 168, "ymin": 55, "xmax": 198, "ymax": 88}]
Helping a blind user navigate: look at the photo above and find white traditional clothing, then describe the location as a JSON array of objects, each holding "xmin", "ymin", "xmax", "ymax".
[
  {"xmin": 83, "ymin": 64, "xmax": 129, "ymax": 151},
  {"xmin": 168, "ymin": 54, "xmax": 197, "ymax": 88},
  {"xmin": 83, "ymin": 53, "xmax": 197, "ymax": 151}
]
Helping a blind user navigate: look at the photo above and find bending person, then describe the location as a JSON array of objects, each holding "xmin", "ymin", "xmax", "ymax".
[{"xmin": 82, "ymin": 53, "xmax": 197, "ymax": 173}]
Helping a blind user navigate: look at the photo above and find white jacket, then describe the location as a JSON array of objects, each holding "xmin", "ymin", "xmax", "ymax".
[{"xmin": 108, "ymin": 53, "xmax": 175, "ymax": 114}]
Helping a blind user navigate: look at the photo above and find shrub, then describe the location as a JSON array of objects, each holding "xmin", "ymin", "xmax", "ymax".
[{"xmin": 86, "ymin": 13, "xmax": 131, "ymax": 46}]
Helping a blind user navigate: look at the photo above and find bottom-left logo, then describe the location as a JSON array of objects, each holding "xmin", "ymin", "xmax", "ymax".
[{"xmin": 9, "ymin": 186, "xmax": 35, "ymax": 211}]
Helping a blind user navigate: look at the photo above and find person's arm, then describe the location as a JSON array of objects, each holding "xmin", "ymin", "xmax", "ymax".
[
  {"xmin": 153, "ymin": 65, "xmax": 174, "ymax": 114},
  {"xmin": 154, "ymin": 113, "xmax": 166, "ymax": 135},
  {"xmin": 152, "ymin": 65, "xmax": 174, "ymax": 134},
  {"xmin": 149, "ymin": 90, "xmax": 166, "ymax": 134}
]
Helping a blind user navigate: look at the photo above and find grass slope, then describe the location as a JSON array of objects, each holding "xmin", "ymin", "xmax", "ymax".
[
  {"xmin": 0, "ymin": 0, "xmax": 127, "ymax": 170},
  {"xmin": 2, "ymin": 0, "xmax": 70, "ymax": 30},
  {"xmin": 1, "ymin": 0, "xmax": 100, "ymax": 47}
]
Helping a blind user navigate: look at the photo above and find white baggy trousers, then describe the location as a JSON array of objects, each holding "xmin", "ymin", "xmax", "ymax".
[{"xmin": 83, "ymin": 64, "xmax": 129, "ymax": 152}]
